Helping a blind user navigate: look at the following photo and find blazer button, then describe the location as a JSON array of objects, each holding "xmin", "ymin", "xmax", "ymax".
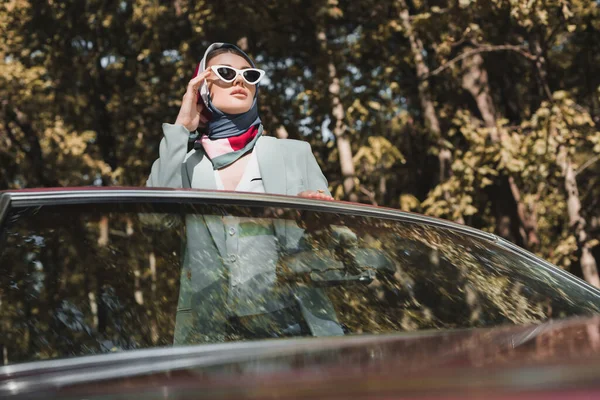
[
  {"xmin": 228, "ymin": 227, "xmax": 236, "ymax": 236},
  {"xmin": 228, "ymin": 254, "xmax": 237, "ymax": 263}
]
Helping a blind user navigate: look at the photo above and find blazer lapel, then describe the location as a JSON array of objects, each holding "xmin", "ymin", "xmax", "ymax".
[
  {"xmin": 256, "ymin": 136, "xmax": 289, "ymax": 247},
  {"xmin": 186, "ymin": 150, "xmax": 227, "ymax": 257},
  {"xmin": 257, "ymin": 136, "xmax": 287, "ymax": 195},
  {"xmin": 188, "ymin": 150, "xmax": 217, "ymax": 190},
  {"xmin": 203, "ymin": 215, "xmax": 226, "ymax": 258}
]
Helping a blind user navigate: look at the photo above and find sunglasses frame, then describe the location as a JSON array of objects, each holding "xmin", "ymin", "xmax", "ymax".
[{"xmin": 210, "ymin": 65, "xmax": 266, "ymax": 85}]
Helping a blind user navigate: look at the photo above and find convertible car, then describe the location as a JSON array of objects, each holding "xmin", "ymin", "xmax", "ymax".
[{"xmin": 1, "ymin": 187, "xmax": 600, "ymax": 399}]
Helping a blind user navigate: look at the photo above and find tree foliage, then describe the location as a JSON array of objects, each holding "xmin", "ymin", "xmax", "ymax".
[{"xmin": 2, "ymin": 0, "xmax": 600, "ymax": 285}]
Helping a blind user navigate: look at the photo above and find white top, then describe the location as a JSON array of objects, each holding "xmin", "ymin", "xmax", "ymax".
[{"xmin": 214, "ymin": 150, "xmax": 265, "ymax": 193}]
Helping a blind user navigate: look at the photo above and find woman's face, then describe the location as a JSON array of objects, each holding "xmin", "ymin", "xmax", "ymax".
[{"xmin": 206, "ymin": 52, "xmax": 257, "ymax": 115}]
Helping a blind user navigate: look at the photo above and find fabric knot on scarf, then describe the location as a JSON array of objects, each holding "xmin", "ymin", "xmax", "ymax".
[{"xmin": 195, "ymin": 124, "xmax": 263, "ymax": 170}]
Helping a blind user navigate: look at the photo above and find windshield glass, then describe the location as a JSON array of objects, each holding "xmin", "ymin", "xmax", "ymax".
[{"xmin": 1, "ymin": 200, "xmax": 599, "ymax": 365}]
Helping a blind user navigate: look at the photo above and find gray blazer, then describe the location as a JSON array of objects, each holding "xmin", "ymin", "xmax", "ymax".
[
  {"xmin": 147, "ymin": 123, "xmax": 330, "ymax": 195},
  {"xmin": 147, "ymin": 123, "xmax": 343, "ymax": 343}
]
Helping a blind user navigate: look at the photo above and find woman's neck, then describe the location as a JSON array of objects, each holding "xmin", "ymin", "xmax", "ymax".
[{"xmin": 216, "ymin": 151, "xmax": 252, "ymax": 191}]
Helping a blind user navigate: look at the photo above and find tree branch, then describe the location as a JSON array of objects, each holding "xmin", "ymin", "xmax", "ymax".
[
  {"xmin": 2, "ymin": 121, "xmax": 29, "ymax": 155},
  {"xmin": 1, "ymin": 101, "xmax": 57, "ymax": 186},
  {"xmin": 423, "ymin": 45, "xmax": 537, "ymax": 79},
  {"xmin": 359, "ymin": 184, "xmax": 378, "ymax": 206},
  {"xmin": 576, "ymin": 154, "xmax": 600, "ymax": 176},
  {"xmin": 408, "ymin": 7, "xmax": 449, "ymax": 20},
  {"xmin": 173, "ymin": 0, "xmax": 183, "ymax": 16}
]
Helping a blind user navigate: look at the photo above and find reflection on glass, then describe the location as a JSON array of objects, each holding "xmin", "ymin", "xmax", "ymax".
[{"xmin": 0, "ymin": 202, "xmax": 598, "ymax": 365}]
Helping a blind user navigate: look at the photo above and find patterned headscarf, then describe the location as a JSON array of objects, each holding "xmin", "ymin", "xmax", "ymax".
[
  {"xmin": 193, "ymin": 43, "xmax": 263, "ymax": 169},
  {"xmin": 195, "ymin": 42, "xmax": 261, "ymax": 139}
]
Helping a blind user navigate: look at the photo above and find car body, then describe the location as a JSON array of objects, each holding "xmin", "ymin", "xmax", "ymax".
[{"xmin": 1, "ymin": 187, "xmax": 600, "ymax": 399}]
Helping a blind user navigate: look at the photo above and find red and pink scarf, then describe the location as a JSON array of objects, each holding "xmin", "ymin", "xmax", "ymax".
[{"xmin": 195, "ymin": 124, "xmax": 262, "ymax": 170}]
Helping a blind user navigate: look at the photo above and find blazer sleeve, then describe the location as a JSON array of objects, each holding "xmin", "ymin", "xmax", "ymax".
[
  {"xmin": 141, "ymin": 123, "xmax": 192, "ymax": 230},
  {"xmin": 303, "ymin": 142, "xmax": 332, "ymax": 197},
  {"xmin": 146, "ymin": 123, "xmax": 192, "ymax": 188}
]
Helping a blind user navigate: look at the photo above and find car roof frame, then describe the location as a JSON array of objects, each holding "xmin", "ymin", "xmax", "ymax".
[{"xmin": 1, "ymin": 188, "xmax": 599, "ymax": 299}]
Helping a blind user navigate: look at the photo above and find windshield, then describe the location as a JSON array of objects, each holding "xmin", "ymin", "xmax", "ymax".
[{"xmin": 1, "ymin": 200, "xmax": 598, "ymax": 365}]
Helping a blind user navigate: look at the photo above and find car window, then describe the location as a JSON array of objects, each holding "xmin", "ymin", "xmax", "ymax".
[{"xmin": 1, "ymin": 200, "xmax": 599, "ymax": 365}]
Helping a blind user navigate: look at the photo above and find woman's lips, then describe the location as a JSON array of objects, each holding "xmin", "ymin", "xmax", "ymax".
[{"xmin": 230, "ymin": 89, "xmax": 248, "ymax": 98}]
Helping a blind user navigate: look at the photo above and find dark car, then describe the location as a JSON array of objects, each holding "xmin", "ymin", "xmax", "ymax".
[{"xmin": 2, "ymin": 187, "xmax": 600, "ymax": 399}]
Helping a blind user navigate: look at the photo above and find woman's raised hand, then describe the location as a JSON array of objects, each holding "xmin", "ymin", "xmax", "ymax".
[{"xmin": 174, "ymin": 69, "xmax": 212, "ymax": 132}]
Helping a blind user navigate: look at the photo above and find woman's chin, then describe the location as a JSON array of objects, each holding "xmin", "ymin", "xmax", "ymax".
[{"xmin": 218, "ymin": 105, "xmax": 253, "ymax": 115}]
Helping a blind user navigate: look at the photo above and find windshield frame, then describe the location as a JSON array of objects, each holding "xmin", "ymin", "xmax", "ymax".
[{"xmin": 1, "ymin": 187, "xmax": 599, "ymax": 301}]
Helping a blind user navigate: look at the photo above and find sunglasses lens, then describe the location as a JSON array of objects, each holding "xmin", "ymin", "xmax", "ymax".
[
  {"xmin": 243, "ymin": 70, "xmax": 261, "ymax": 83},
  {"xmin": 216, "ymin": 67, "xmax": 236, "ymax": 81}
]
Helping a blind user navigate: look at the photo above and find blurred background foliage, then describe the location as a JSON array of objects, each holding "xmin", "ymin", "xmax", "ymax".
[{"xmin": 1, "ymin": 0, "xmax": 600, "ymax": 286}]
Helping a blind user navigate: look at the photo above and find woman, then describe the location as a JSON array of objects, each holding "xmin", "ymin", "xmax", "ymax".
[
  {"xmin": 147, "ymin": 43, "xmax": 343, "ymax": 344},
  {"xmin": 147, "ymin": 42, "xmax": 333, "ymax": 200}
]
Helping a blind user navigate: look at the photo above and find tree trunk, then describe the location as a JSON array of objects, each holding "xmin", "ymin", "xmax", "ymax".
[
  {"xmin": 397, "ymin": 0, "xmax": 463, "ymax": 224},
  {"xmin": 528, "ymin": 37, "xmax": 598, "ymax": 285},
  {"xmin": 2, "ymin": 102, "xmax": 58, "ymax": 187},
  {"xmin": 173, "ymin": 0, "xmax": 184, "ymax": 16},
  {"xmin": 378, "ymin": 175, "xmax": 387, "ymax": 205},
  {"xmin": 91, "ymin": 35, "xmax": 116, "ymax": 181},
  {"xmin": 460, "ymin": 54, "xmax": 497, "ymax": 139},
  {"xmin": 460, "ymin": 52, "xmax": 540, "ymax": 248},
  {"xmin": 275, "ymin": 125, "xmax": 289, "ymax": 139},
  {"xmin": 88, "ymin": 291, "xmax": 99, "ymax": 330},
  {"xmin": 530, "ymin": 38, "xmax": 553, "ymax": 102},
  {"xmin": 149, "ymin": 251, "xmax": 159, "ymax": 344},
  {"xmin": 97, "ymin": 216, "xmax": 109, "ymax": 247},
  {"xmin": 397, "ymin": 1, "xmax": 440, "ymax": 136},
  {"xmin": 95, "ymin": 217, "xmax": 108, "ymax": 332},
  {"xmin": 558, "ymin": 147, "xmax": 600, "ymax": 288},
  {"xmin": 316, "ymin": 28, "xmax": 357, "ymax": 201},
  {"xmin": 133, "ymin": 263, "xmax": 144, "ymax": 306}
]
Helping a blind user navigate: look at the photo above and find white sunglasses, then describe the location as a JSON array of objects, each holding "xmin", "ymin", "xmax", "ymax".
[{"xmin": 210, "ymin": 65, "xmax": 266, "ymax": 85}]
